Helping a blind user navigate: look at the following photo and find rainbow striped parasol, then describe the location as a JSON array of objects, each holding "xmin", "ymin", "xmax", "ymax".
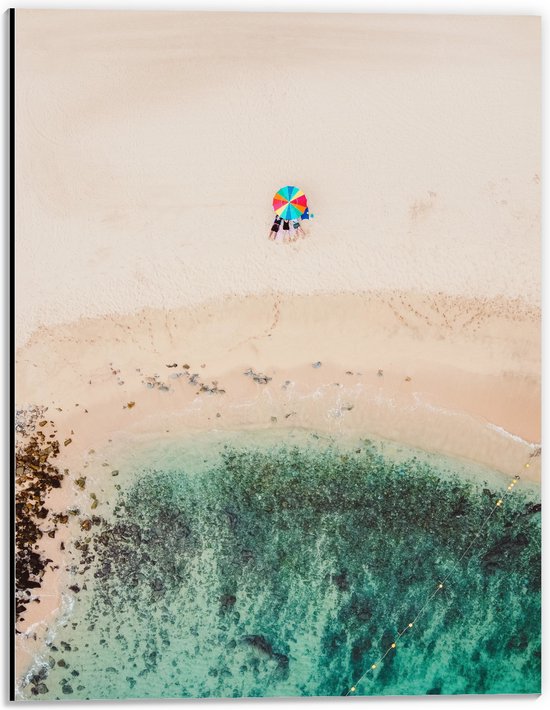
[{"xmin": 272, "ymin": 186, "xmax": 308, "ymax": 221}]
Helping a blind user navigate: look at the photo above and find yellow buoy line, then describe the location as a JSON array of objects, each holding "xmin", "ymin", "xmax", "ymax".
[{"xmin": 345, "ymin": 459, "xmax": 534, "ymax": 696}]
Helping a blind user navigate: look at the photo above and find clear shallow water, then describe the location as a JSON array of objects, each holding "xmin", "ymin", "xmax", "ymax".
[{"xmin": 21, "ymin": 437, "xmax": 541, "ymax": 699}]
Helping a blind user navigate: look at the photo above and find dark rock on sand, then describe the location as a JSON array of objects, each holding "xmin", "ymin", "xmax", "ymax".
[
  {"xmin": 244, "ymin": 368, "xmax": 272, "ymax": 385},
  {"xmin": 15, "ymin": 414, "xmax": 64, "ymax": 628}
]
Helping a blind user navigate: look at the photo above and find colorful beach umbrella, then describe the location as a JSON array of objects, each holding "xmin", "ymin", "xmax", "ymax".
[{"xmin": 272, "ymin": 186, "xmax": 308, "ymax": 221}]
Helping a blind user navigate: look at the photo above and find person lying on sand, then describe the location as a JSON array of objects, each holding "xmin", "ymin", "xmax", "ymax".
[
  {"xmin": 291, "ymin": 220, "xmax": 305, "ymax": 239},
  {"xmin": 282, "ymin": 220, "xmax": 291, "ymax": 243},
  {"xmin": 269, "ymin": 215, "xmax": 282, "ymax": 240}
]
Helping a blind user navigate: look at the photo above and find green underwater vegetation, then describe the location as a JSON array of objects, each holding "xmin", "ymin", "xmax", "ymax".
[{"xmin": 22, "ymin": 442, "xmax": 541, "ymax": 699}]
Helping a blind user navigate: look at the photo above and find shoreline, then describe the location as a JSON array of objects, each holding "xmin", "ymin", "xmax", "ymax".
[
  {"xmin": 17, "ymin": 289, "xmax": 541, "ymax": 456},
  {"xmin": 15, "ymin": 289, "xmax": 541, "ymax": 683}
]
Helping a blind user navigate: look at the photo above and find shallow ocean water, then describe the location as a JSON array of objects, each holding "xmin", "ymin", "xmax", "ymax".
[{"xmin": 20, "ymin": 437, "xmax": 541, "ymax": 700}]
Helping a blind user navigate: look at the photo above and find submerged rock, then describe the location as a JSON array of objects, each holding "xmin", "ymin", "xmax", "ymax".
[
  {"xmin": 242, "ymin": 635, "xmax": 272, "ymax": 656},
  {"xmin": 220, "ymin": 594, "xmax": 237, "ymax": 611},
  {"xmin": 331, "ymin": 570, "xmax": 350, "ymax": 592},
  {"xmin": 52, "ymin": 442, "xmax": 541, "ymax": 699}
]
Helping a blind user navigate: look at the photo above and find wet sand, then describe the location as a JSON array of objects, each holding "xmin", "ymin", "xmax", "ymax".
[{"xmin": 17, "ymin": 291, "xmax": 541, "ymax": 466}]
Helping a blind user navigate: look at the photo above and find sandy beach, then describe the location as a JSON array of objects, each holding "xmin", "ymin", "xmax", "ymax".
[
  {"xmin": 18, "ymin": 291, "xmax": 541, "ymax": 476},
  {"xmin": 14, "ymin": 10, "xmax": 540, "ymax": 698},
  {"xmin": 15, "ymin": 12, "xmax": 540, "ymax": 347}
]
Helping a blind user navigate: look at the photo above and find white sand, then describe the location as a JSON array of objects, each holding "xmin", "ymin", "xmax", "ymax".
[{"xmin": 15, "ymin": 12, "xmax": 540, "ymax": 346}]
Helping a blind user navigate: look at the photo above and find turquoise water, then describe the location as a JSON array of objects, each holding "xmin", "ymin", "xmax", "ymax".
[{"xmin": 21, "ymin": 439, "xmax": 541, "ymax": 699}]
